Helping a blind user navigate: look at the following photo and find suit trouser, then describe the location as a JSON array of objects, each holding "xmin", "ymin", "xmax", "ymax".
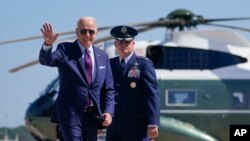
[{"xmin": 60, "ymin": 110, "xmax": 98, "ymax": 141}]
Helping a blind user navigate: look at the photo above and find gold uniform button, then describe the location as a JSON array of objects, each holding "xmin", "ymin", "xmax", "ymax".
[{"xmin": 130, "ymin": 82, "xmax": 136, "ymax": 88}]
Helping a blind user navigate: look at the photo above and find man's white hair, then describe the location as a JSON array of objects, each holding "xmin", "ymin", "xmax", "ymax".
[{"xmin": 77, "ymin": 16, "xmax": 97, "ymax": 30}]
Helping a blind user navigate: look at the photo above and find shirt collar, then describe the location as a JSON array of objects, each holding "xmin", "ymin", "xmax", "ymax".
[
  {"xmin": 77, "ymin": 40, "xmax": 94, "ymax": 54},
  {"xmin": 120, "ymin": 52, "xmax": 134, "ymax": 64}
]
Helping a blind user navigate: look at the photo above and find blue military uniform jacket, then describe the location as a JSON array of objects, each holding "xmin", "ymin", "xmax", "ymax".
[
  {"xmin": 39, "ymin": 40, "xmax": 115, "ymax": 126},
  {"xmin": 108, "ymin": 53, "xmax": 160, "ymax": 136}
]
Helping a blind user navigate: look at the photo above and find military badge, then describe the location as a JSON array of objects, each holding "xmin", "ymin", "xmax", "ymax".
[
  {"xmin": 121, "ymin": 26, "xmax": 127, "ymax": 33},
  {"xmin": 130, "ymin": 82, "xmax": 136, "ymax": 88},
  {"xmin": 128, "ymin": 62, "xmax": 140, "ymax": 78}
]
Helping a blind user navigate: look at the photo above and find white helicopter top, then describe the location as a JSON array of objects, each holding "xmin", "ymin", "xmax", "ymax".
[{"xmin": 104, "ymin": 29, "xmax": 250, "ymax": 80}]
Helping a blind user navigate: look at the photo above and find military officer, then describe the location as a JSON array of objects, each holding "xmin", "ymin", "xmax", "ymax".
[{"xmin": 106, "ymin": 25, "xmax": 160, "ymax": 141}]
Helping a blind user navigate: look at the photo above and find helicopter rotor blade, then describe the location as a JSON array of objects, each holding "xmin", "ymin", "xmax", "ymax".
[
  {"xmin": 0, "ymin": 35, "xmax": 44, "ymax": 45},
  {"xmin": 9, "ymin": 60, "xmax": 39, "ymax": 73},
  {"xmin": 0, "ymin": 26, "xmax": 113, "ymax": 46},
  {"xmin": 0, "ymin": 30, "xmax": 78, "ymax": 45},
  {"xmin": 201, "ymin": 17, "xmax": 250, "ymax": 23},
  {"xmin": 203, "ymin": 23, "xmax": 250, "ymax": 32},
  {"xmin": 132, "ymin": 19, "xmax": 182, "ymax": 27}
]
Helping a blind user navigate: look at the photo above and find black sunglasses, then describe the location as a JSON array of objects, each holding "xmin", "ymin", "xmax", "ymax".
[{"xmin": 79, "ymin": 29, "xmax": 96, "ymax": 35}]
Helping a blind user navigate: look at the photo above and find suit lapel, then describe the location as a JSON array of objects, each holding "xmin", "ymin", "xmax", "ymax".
[
  {"xmin": 77, "ymin": 56, "xmax": 88, "ymax": 82},
  {"xmin": 72, "ymin": 41, "xmax": 88, "ymax": 86},
  {"xmin": 92, "ymin": 47, "xmax": 100, "ymax": 84}
]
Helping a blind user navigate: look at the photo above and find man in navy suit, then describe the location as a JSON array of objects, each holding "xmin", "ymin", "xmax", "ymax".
[
  {"xmin": 39, "ymin": 17, "xmax": 115, "ymax": 141},
  {"xmin": 106, "ymin": 25, "xmax": 160, "ymax": 141}
]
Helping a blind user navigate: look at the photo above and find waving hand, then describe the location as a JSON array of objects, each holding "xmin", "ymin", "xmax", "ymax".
[{"xmin": 40, "ymin": 23, "xmax": 59, "ymax": 46}]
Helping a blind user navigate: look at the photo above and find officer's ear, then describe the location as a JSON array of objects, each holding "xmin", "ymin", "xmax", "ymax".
[
  {"xmin": 114, "ymin": 40, "xmax": 117, "ymax": 46},
  {"xmin": 113, "ymin": 40, "xmax": 118, "ymax": 48}
]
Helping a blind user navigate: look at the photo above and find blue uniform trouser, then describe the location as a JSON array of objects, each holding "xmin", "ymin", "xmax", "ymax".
[{"xmin": 59, "ymin": 111, "xmax": 98, "ymax": 141}]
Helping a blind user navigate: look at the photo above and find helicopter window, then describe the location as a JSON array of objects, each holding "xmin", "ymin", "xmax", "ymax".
[
  {"xmin": 146, "ymin": 46, "xmax": 247, "ymax": 70},
  {"xmin": 166, "ymin": 89, "xmax": 197, "ymax": 106},
  {"xmin": 26, "ymin": 79, "xmax": 60, "ymax": 118},
  {"xmin": 232, "ymin": 92, "xmax": 247, "ymax": 109}
]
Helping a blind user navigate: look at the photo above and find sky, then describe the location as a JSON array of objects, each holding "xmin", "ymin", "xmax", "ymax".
[{"xmin": 1, "ymin": 0, "xmax": 250, "ymax": 127}]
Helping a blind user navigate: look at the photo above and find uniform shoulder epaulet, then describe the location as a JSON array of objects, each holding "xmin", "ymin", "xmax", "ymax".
[{"xmin": 137, "ymin": 56, "xmax": 150, "ymax": 61}]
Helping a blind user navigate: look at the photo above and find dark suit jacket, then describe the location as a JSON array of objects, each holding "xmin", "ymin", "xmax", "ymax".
[
  {"xmin": 39, "ymin": 40, "xmax": 115, "ymax": 126},
  {"xmin": 108, "ymin": 53, "xmax": 160, "ymax": 136}
]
